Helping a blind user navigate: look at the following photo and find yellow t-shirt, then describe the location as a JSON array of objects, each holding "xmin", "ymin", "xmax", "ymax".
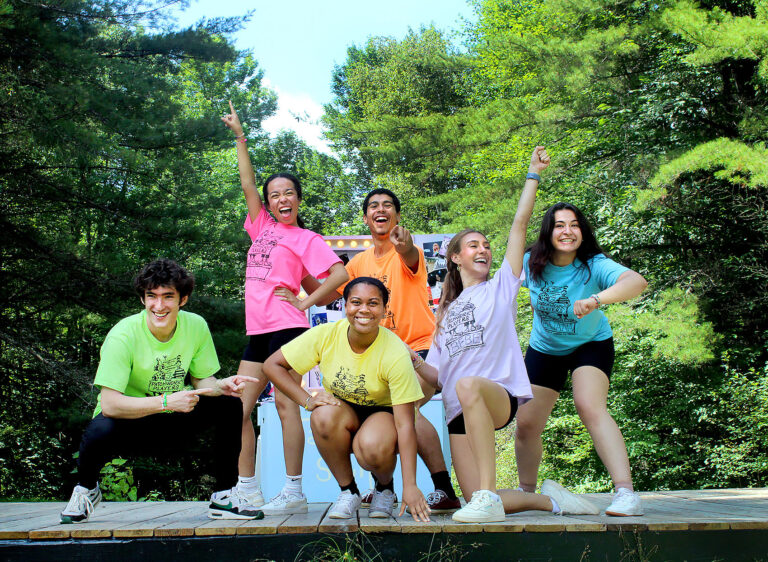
[
  {"xmin": 340, "ymin": 246, "xmax": 435, "ymax": 352},
  {"xmin": 281, "ymin": 319, "xmax": 424, "ymax": 407}
]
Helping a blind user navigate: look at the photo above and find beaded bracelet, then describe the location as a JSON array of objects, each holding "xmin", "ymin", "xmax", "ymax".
[
  {"xmin": 590, "ymin": 293, "xmax": 601, "ymax": 308},
  {"xmin": 412, "ymin": 356, "xmax": 425, "ymax": 370},
  {"xmin": 303, "ymin": 395, "xmax": 312, "ymax": 410},
  {"xmin": 161, "ymin": 393, "xmax": 169, "ymax": 412}
]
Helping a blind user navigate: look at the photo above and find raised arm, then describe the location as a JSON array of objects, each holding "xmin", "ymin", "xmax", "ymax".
[
  {"xmin": 505, "ymin": 146, "xmax": 550, "ymax": 276},
  {"xmin": 390, "ymin": 225, "xmax": 420, "ymax": 273},
  {"xmin": 221, "ymin": 101, "xmax": 262, "ymax": 221}
]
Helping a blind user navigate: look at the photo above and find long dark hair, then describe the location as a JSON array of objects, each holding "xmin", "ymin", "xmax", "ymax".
[
  {"xmin": 527, "ymin": 202, "xmax": 603, "ymax": 284},
  {"xmin": 262, "ymin": 173, "xmax": 306, "ymax": 229},
  {"xmin": 434, "ymin": 229, "xmax": 485, "ymax": 335}
]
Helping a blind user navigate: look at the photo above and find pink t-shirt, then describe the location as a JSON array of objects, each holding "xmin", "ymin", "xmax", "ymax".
[
  {"xmin": 426, "ymin": 259, "xmax": 532, "ymax": 423},
  {"xmin": 244, "ymin": 207, "xmax": 341, "ymax": 335}
]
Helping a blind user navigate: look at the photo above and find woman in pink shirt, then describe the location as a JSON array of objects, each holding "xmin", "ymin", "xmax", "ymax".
[{"xmin": 222, "ymin": 103, "xmax": 348, "ymax": 515}]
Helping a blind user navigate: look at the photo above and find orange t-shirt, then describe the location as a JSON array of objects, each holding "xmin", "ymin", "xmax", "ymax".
[{"xmin": 340, "ymin": 246, "xmax": 434, "ymax": 351}]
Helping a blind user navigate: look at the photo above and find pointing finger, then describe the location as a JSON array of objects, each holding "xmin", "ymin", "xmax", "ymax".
[{"xmin": 229, "ymin": 100, "xmax": 235, "ymax": 114}]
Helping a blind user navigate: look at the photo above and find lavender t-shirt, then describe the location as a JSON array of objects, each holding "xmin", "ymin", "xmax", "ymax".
[
  {"xmin": 426, "ymin": 259, "xmax": 532, "ymax": 423},
  {"xmin": 243, "ymin": 207, "xmax": 341, "ymax": 335}
]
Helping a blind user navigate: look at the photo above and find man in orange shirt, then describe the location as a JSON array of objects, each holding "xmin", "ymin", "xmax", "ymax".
[{"xmin": 339, "ymin": 189, "xmax": 460, "ymax": 513}]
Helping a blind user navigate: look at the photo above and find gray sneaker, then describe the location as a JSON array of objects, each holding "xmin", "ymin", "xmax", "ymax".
[
  {"xmin": 541, "ymin": 479, "xmax": 600, "ymax": 515},
  {"xmin": 328, "ymin": 490, "xmax": 361, "ymax": 519},
  {"xmin": 260, "ymin": 490, "xmax": 308, "ymax": 515},
  {"xmin": 208, "ymin": 487, "xmax": 265, "ymax": 519},
  {"xmin": 368, "ymin": 488, "xmax": 396, "ymax": 518},
  {"xmin": 60, "ymin": 484, "xmax": 102, "ymax": 524}
]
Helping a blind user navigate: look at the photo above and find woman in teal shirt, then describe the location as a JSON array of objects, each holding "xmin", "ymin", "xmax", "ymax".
[{"xmin": 515, "ymin": 202, "xmax": 648, "ymax": 517}]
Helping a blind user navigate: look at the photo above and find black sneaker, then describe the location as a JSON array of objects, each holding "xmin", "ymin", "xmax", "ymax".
[
  {"xmin": 60, "ymin": 484, "xmax": 102, "ymax": 524},
  {"xmin": 208, "ymin": 487, "xmax": 265, "ymax": 519}
]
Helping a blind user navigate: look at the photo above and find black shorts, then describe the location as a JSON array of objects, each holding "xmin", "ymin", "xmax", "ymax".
[
  {"xmin": 241, "ymin": 327, "xmax": 308, "ymax": 363},
  {"xmin": 342, "ymin": 399, "xmax": 393, "ymax": 426},
  {"xmin": 524, "ymin": 338, "xmax": 615, "ymax": 393},
  {"xmin": 447, "ymin": 390, "xmax": 518, "ymax": 435}
]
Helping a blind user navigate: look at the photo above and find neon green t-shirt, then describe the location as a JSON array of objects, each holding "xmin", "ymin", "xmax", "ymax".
[
  {"xmin": 281, "ymin": 319, "xmax": 423, "ymax": 407},
  {"xmin": 92, "ymin": 310, "xmax": 220, "ymax": 417}
]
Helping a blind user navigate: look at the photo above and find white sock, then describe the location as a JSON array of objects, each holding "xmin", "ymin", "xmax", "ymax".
[
  {"xmin": 238, "ymin": 475, "xmax": 260, "ymax": 491},
  {"xmin": 284, "ymin": 474, "xmax": 302, "ymax": 496},
  {"xmin": 550, "ymin": 497, "xmax": 561, "ymax": 514}
]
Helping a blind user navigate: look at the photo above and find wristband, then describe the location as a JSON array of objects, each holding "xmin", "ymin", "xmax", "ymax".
[
  {"xmin": 412, "ymin": 356, "xmax": 425, "ymax": 370},
  {"xmin": 303, "ymin": 395, "xmax": 311, "ymax": 410},
  {"xmin": 236, "ymin": 136, "xmax": 247, "ymax": 144},
  {"xmin": 590, "ymin": 293, "xmax": 601, "ymax": 308},
  {"xmin": 161, "ymin": 393, "xmax": 170, "ymax": 412},
  {"xmin": 526, "ymin": 172, "xmax": 541, "ymax": 182}
]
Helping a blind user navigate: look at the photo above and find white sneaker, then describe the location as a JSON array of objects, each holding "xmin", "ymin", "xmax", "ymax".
[
  {"xmin": 60, "ymin": 484, "xmax": 102, "ymax": 524},
  {"xmin": 360, "ymin": 488, "xmax": 374, "ymax": 507},
  {"xmin": 368, "ymin": 488, "xmax": 395, "ymax": 518},
  {"xmin": 606, "ymin": 487, "xmax": 644, "ymax": 516},
  {"xmin": 328, "ymin": 490, "xmax": 362, "ymax": 519},
  {"xmin": 451, "ymin": 490, "xmax": 505, "ymax": 523},
  {"xmin": 541, "ymin": 479, "xmax": 600, "ymax": 515},
  {"xmin": 260, "ymin": 490, "xmax": 309, "ymax": 515},
  {"xmin": 236, "ymin": 483, "xmax": 265, "ymax": 507},
  {"xmin": 208, "ymin": 487, "xmax": 264, "ymax": 519}
]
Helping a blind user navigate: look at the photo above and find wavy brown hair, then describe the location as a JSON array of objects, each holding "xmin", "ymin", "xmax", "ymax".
[
  {"xmin": 527, "ymin": 202, "xmax": 603, "ymax": 284},
  {"xmin": 434, "ymin": 229, "xmax": 487, "ymax": 335}
]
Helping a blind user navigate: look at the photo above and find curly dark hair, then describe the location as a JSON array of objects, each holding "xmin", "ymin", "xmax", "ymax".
[
  {"xmin": 343, "ymin": 276, "xmax": 389, "ymax": 307},
  {"xmin": 133, "ymin": 258, "xmax": 195, "ymax": 299},
  {"xmin": 262, "ymin": 173, "xmax": 306, "ymax": 229}
]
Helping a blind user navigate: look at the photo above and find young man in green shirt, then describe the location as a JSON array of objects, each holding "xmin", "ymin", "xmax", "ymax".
[{"xmin": 60, "ymin": 259, "xmax": 262, "ymax": 523}]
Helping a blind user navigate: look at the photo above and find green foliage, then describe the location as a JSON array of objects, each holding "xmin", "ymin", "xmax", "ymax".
[
  {"xmin": 99, "ymin": 458, "xmax": 138, "ymax": 502},
  {"xmin": 0, "ymin": 423, "xmax": 67, "ymax": 499}
]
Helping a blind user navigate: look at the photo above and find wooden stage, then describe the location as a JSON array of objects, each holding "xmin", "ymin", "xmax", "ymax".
[{"xmin": 2, "ymin": 488, "xmax": 768, "ymax": 560}]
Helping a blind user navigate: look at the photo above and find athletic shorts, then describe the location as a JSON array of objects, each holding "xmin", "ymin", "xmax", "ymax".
[
  {"xmin": 447, "ymin": 390, "xmax": 518, "ymax": 435},
  {"xmin": 341, "ymin": 399, "xmax": 393, "ymax": 426},
  {"xmin": 524, "ymin": 337, "xmax": 615, "ymax": 393},
  {"xmin": 241, "ymin": 327, "xmax": 308, "ymax": 363}
]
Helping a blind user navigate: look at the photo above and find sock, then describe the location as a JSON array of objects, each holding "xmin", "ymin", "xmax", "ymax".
[
  {"xmin": 237, "ymin": 475, "xmax": 260, "ymax": 491},
  {"xmin": 431, "ymin": 470, "xmax": 457, "ymax": 499},
  {"xmin": 340, "ymin": 479, "xmax": 360, "ymax": 497},
  {"xmin": 550, "ymin": 497, "xmax": 561, "ymax": 514},
  {"xmin": 284, "ymin": 474, "xmax": 302, "ymax": 496},
  {"xmin": 375, "ymin": 479, "xmax": 394, "ymax": 493}
]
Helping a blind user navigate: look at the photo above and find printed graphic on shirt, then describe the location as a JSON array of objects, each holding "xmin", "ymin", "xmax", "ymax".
[
  {"xmin": 538, "ymin": 283, "xmax": 577, "ymax": 335},
  {"xmin": 148, "ymin": 355, "xmax": 187, "ymax": 394},
  {"xmin": 445, "ymin": 300, "xmax": 485, "ymax": 358},
  {"xmin": 329, "ymin": 366, "xmax": 375, "ymax": 405},
  {"xmin": 247, "ymin": 229, "xmax": 284, "ymax": 281},
  {"xmin": 369, "ymin": 272, "xmax": 396, "ymax": 331}
]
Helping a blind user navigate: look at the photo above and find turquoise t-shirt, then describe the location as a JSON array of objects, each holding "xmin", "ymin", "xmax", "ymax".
[
  {"xmin": 92, "ymin": 310, "xmax": 220, "ymax": 416},
  {"xmin": 522, "ymin": 253, "xmax": 628, "ymax": 355}
]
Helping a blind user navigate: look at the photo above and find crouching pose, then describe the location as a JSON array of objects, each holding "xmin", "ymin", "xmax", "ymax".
[
  {"xmin": 264, "ymin": 277, "xmax": 431, "ymax": 521},
  {"xmin": 412, "ymin": 147, "xmax": 600, "ymax": 523},
  {"xmin": 60, "ymin": 259, "xmax": 261, "ymax": 523}
]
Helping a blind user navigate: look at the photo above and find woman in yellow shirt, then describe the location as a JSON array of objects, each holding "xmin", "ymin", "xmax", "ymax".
[{"xmin": 264, "ymin": 277, "xmax": 430, "ymax": 521}]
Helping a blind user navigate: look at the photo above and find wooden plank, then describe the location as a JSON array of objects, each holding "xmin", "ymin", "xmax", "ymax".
[
  {"xmin": 153, "ymin": 504, "xmax": 209, "ymax": 537},
  {"xmin": 318, "ymin": 509, "xmax": 359, "ymax": 533},
  {"xmin": 28, "ymin": 502, "xmax": 149, "ymax": 540},
  {"xmin": 395, "ymin": 513, "xmax": 445, "ymax": 534},
  {"xmin": 0, "ymin": 502, "xmax": 67, "ymax": 523},
  {"xmin": 278, "ymin": 503, "xmax": 331, "ymax": 534},
  {"xmin": 0, "ymin": 507, "xmax": 66, "ymax": 539},
  {"xmin": 114, "ymin": 502, "xmax": 198, "ymax": 537},
  {"xmin": 237, "ymin": 514, "xmax": 288, "ymax": 535}
]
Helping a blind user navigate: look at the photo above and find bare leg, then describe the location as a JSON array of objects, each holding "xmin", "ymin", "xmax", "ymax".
[
  {"xmin": 450, "ymin": 434, "xmax": 552, "ymax": 513},
  {"xmin": 273, "ymin": 369, "xmax": 305, "ymax": 476},
  {"xmin": 572, "ymin": 366, "xmax": 633, "ymax": 491},
  {"xmin": 454, "ymin": 376, "xmax": 511, "ymax": 491},
  {"xmin": 237, "ymin": 360, "xmax": 269, "ymax": 477},
  {"xmin": 514, "ymin": 385, "xmax": 560, "ymax": 492},
  {"xmin": 310, "ymin": 402, "xmax": 359, "ymax": 486},
  {"xmin": 352, "ymin": 412, "xmax": 398, "ymax": 484}
]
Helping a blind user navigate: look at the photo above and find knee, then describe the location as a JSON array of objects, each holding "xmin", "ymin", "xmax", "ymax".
[
  {"xmin": 356, "ymin": 432, "xmax": 395, "ymax": 468},
  {"xmin": 275, "ymin": 391, "xmax": 298, "ymax": 417},
  {"xmin": 573, "ymin": 398, "xmax": 605, "ymax": 427},
  {"xmin": 514, "ymin": 414, "xmax": 544, "ymax": 441},
  {"xmin": 81, "ymin": 415, "xmax": 118, "ymax": 447},
  {"xmin": 310, "ymin": 407, "xmax": 342, "ymax": 440},
  {"xmin": 455, "ymin": 377, "xmax": 482, "ymax": 408}
]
